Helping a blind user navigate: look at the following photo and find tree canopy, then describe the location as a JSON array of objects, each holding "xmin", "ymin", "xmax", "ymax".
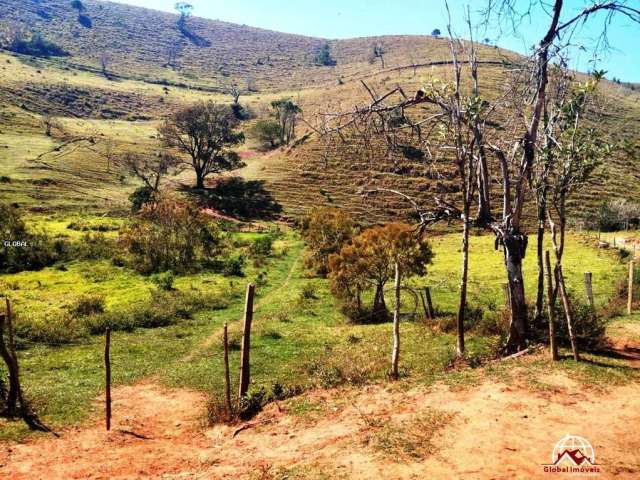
[{"xmin": 159, "ymin": 102, "xmax": 245, "ymax": 189}]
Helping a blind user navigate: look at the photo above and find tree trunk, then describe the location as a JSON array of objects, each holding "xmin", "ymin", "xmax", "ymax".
[
  {"xmin": 503, "ymin": 233, "xmax": 529, "ymax": 353},
  {"xmin": 534, "ymin": 202, "xmax": 546, "ymax": 326},
  {"xmin": 544, "ymin": 251, "xmax": 558, "ymax": 361},
  {"xmin": 373, "ymin": 283, "xmax": 386, "ymax": 316},
  {"xmin": 456, "ymin": 215, "xmax": 470, "ymax": 357},
  {"xmin": 195, "ymin": 174, "xmax": 205, "ymax": 189},
  {"xmin": 390, "ymin": 261, "xmax": 401, "ymax": 380}
]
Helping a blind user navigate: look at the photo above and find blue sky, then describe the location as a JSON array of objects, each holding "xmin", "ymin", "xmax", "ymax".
[{"xmin": 112, "ymin": 0, "xmax": 640, "ymax": 82}]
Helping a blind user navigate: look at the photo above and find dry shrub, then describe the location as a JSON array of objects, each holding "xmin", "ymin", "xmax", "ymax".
[{"xmin": 363, "ymin": 409, "xmax": 455, "ymax": 461}]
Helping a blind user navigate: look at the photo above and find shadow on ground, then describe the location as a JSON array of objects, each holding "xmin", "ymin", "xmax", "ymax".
[{"xmin": 182, "ymin": 177, "xmax": 282, "ymax": 220}]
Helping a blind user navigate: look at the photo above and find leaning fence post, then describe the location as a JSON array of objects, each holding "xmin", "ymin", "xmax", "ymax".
[
  {"xmin": 424, "ymin": 287, "xmax": 435, "ymax": 319},
  {"xmin": 629, "ymin": 261, "xmax": 635, "ymax": 315},
  {"xmin": 545, "ymin": 252, "xmax": 558, "ymax": 361},
  {"xmin": 105, "ymin": 327, "xmax": 111, "ymax": 431},
  {"xmin": 238, "ymin": 284, "xmax": 255, "ymax": 403},
  {"xmin": 223, "ymin": 322, "xmax": 232, "ymax": 419},
  {"xmin": 584, "ymin": 272, "xmax": 594, "ymax": 308}
]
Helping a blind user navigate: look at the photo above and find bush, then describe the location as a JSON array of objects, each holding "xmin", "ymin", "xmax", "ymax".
[
  {"xmin": 250, "ymin": 235, "xmax": 273, "ymax": 257},
  {"xmin": 15, "ymin": 312, "xmax": 85, "ymax": 346},
  {"xmin": 150, "ymin": 270, "xmax": 175, "ymax": 290},
  {"xmin": 532, "ymin": 294, "xmax": 608, "ymax": 351},
  {"xmin": 129, "ymin": 186, "xmax": 155, "ymax": 213},
  {"xmin": 220, "ymin": 254, "xmax": 245, "ymax": 277},
  {"xmin": 300, "ymin": 283, "xmax": 317, "ymax": 300},
  {"xmin": 4, "ymin": 32, "xmax": 69, "ymax": 58},
  {"xmin": 250, "ymin": 119, "xmax": 281, "ymax": 149},
  {"xmin": 230, "ymin": 103, "xmax": 253, "ymax": 120},
  {"xmin": 73, "ymin": 232, "xmax": 116, "ymax": 260},
  {"xmin": 0, "ymin": 203, "xmax": 59, "ymax": 273},
  {"xmin": 70, "ymin": 294, "xmax": 105, "ymax": 317},
  {"xmin": 119, "ymin": 197, "xmax": 223, "ymax": 274}
]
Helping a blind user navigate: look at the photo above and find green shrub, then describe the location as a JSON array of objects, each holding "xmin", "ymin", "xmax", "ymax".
[
  {"xmin": 4, "ymin": 32, "xmax": 69, "ymax": 58},
  {"xmin": 239, "ymin": 388, "xmax": 267, "ymax": 420},
  {"xmin": 73, "ymin": 232, "xmax": 116, "ymax": 261},
  {"xmin": 15, "ymin": 312, "xmax": 86, "ymax": 346},
  {"xmin": 250, "ymin": 235, "xmax": 274, "ymax": 257},
  {"xmin": 119, "ymin": 197, "xmax": 223, "ymax": 274},
  {"xmin": 70, "ymin": 294, "xmax": 105, "ymax": 317},
  {"xmin": 221, "ymin": 255, "xmax": 245, "ymax": 277},
  {"xmin": 150, "ymin": 271, "xmax": 175, "ymax": 291},
  {"xmin": 0, "ymin": 203, "xmax": 59, "ymax": 273},
  {"xmin": 533, "ymin": 294, "xmax": 608, "ymax": 351},
  {"xmin": 129, "ymin": 186, "xmax": 155, "ymax": 213},
  {"xmin": 300, "ymin": 283, "xmax": 317, "ymax": 300}
]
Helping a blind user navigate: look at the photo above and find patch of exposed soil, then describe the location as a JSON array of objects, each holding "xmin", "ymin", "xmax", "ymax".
[{"xmin": 1, "ymin": 367, "xmax": 639, "ymax": 479}]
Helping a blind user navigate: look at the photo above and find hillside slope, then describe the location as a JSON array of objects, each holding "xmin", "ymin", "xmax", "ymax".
[
  {"xmin": 0, "ymin": 0, "xmax": 638, "ymax": 221},
  {"xmin": 0, "ymin": 0, "xmax": 502, "ymax": 92}
]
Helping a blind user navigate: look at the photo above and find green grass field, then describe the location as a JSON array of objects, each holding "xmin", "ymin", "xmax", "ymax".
[{"xmin": 0, "ymin": 216, "xmax": 632, "ymax": 440}]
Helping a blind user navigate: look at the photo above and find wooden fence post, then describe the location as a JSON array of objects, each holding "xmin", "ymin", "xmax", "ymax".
[
  {"xmin": 557, "ymin": 266, "xmax": 579, "ymax": 362},
  {"xmin": 223, "ymin": 322, "xmax": 232, "ymax": 419},
  {"xmin": 544, "ymin": 252, "xmax": 558, "ymax": 361},
  {"xmin": 238, "ymin": 284, "xmax": 255, "ymax": 403},
  {"xmin": 424, "ymin": 287, "xmax": 435, "ymax": 319},
  {"xmin": 105, "ymin": 327, "xmax": 111, "ymax": 431},
  {"xmin": 629, "ymin": 261, "xmax": 635, "ymax": 315},
  {"xmin": 584, "ymin": 272, "xmax": 594, "ymax": 308}
]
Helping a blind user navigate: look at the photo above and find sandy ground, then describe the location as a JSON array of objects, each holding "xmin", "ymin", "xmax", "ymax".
[{"xmin": 1, "ymin": 339, "xmax": 639, "ymax": 479}]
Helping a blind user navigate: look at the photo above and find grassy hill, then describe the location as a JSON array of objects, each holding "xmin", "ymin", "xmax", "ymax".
[{"xmin": 0, "ymin": 0, "xmax": 638, "ymax": 221}]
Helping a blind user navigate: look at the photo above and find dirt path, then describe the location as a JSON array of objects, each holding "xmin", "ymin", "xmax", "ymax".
[
  {"xmin": 1, "ymin": 351, "xmax": 639, "ymax": 479},
  {"xmin": 175, "ymin": 251, "xmax": 299, "ymax": 366}
]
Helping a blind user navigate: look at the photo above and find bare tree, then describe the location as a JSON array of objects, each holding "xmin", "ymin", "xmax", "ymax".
[
  {"xmin": 159, "ymin": 102, "xmax": 245, "ymax": 189},
  {"xmin": 100, "ymin": 52, "xmax": 111, "ymax": 80},
  {"xmin": 120, "ymin": 152, "xmax": 180, "ymax": 192},
  {"xmin": 226, "ymin": 83, "xmax": 241, "ymax": 104},
  {"xmin": 311, "ymin": 0, "xmax": 639, "ymax": 355},
  {"xmin": 164, "ymin": 41, "xmax": 183, "ymax": 69}
]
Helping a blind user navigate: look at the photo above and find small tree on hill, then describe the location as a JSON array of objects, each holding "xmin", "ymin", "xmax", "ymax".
[
  {"xmin": 175, "ymin": 2, "xmax": 193, "ymax": 32},
  {"xmin": 371, "ymin": 42, "xmax": 386, "ymax": 69},
  {"xmin": 119, "ymin": 196, "xmax": 222, "ymax": 273},
  {"xmin": 159, "ymin": 102, "xmax": 245, "ymax": 189},
  {"xmin": 314, "ymin": 42, "xmax": 336, "ymax": 66},
  {"xmin": 328, "ymin": 223, "xmax": 433, "ymax": 323},
  {"xmin": 121, "ymin": 151, "xmax": 180, "ymax": 198},
  {"xmin": 431, "ymin": 28, "xmax": 441, "ymax": 37},
  {"xmin": 300, "ymin": 207, "xmax": 356, "ymax": 276},
  {"xmin": 100, "ymin": 52, "xmax": 111, "ymax": 79},
  {"xmin": 271, "ymin": 98, "xmax": 301, "ymax": 145}
]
